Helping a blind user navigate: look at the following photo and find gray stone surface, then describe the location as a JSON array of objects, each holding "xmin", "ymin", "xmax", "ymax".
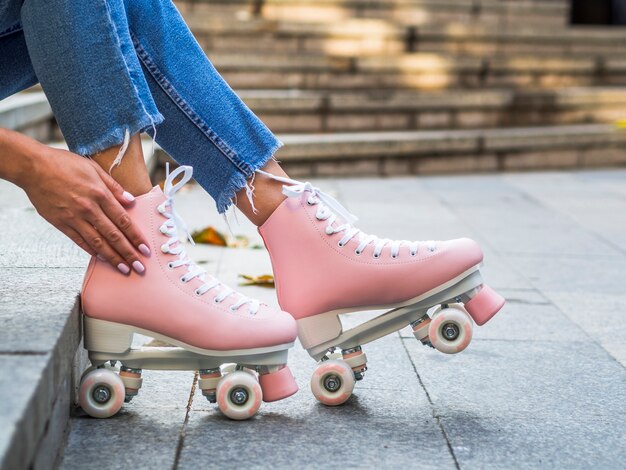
[
  {"xmin": 52, "ymin": 170, "xmax": 626, "ymax": 468},
  {"xmin": 0, "ymin": 178, "xmax": 87, "ymax": 470},
  {"xmin": 0, "ymin": 92, "xmax": 52, "ymax": 132}
]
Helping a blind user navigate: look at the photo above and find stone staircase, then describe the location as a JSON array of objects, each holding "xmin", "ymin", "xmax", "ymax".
[{"xmin": 175, "ymin": 0, "xmax": 626, "ymax": 175}]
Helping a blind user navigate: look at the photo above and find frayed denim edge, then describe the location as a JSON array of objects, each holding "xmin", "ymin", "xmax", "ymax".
[
  {"xmin": 215, "ymin": 138, "xmax": 284, "ymax": 214},
  {"xmin": 73, "ymin": 112, "xmax": 164, "ymax": 157}
]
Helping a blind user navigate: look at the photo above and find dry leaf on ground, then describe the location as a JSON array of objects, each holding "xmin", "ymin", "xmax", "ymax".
[{"xmin": 238, "ymin": 274, "xmax": 275, "ymax": 288}]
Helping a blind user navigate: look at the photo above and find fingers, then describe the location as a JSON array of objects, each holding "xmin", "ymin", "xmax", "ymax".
[
  {"xmin": 61, "ymin": 226, "xmax": 97, "ymax": 256},
  {"xmin": 99, "ymin": 191, "xmax": 151, "ymax": 258},
  {"xmin": 75, "ymin": 219, "xmax": 144, "ymax": 275},
  {"xmin": 88, "ymin": 159, "xmax": 136, "ymax": 206}
]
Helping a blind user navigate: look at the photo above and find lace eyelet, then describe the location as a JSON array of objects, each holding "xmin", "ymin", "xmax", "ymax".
[
  {"xmin": 429, "ymin": 247, "xmax": 436, "ymax": 252},
  {"xmin": 194, "ymin": 289, "xmax": 202, "ymax": 296},
  {"xmin": 167, "ymin": 262, "xmax": 174, "ymax": 269},
  {"xmin": 410, "ymin": 252, "xmax": 417, "ymax": 257},
  {"xmin": 355, "ymin": 249, "xmax": 362, "ymax": 256},
  {"xmin": 229, "ymin": 306, "xmax": 237, "ymax": 312},
  {"xmin": 338, "ymin": 241, "xmax": 344, "ymax": 247},
  {"xmin": 213, "ymin": 297, "xmax": 220, "ymax": 304},
  {"xmin": 391, "ymin": 254, "xmax": 398, "ymax": 259},
  {"xmin": 180, "ymin": 276, "xmax": 187, "ymax": 283},
  {"xmin": 373, "ymin": 253, "xmax": 380, "ymax": 259}
]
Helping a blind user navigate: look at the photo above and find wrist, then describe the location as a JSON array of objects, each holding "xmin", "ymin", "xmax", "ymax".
[{"xmin": 0, "ymin": 129, "xmax": 47, "ymax": 188}]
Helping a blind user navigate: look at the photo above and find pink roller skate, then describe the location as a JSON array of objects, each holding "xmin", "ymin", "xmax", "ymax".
[
  {"xmin": 258, "ymin": 172, "xmax": 505, "ymax": 406},
  {"xmin": 79, "ymin": 165, "xmax": 298, "ymax": 420}
]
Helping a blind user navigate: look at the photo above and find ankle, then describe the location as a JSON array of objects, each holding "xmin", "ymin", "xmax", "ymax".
[{"xmin": 236, "ymin": 160, "xmax": 288, "ymax": 226}]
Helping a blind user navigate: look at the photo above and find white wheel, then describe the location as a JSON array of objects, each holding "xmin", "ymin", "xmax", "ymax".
[
  {"xmin": 428, "ymin": 307, "xmax": 473, "ymax": 354},
  {"xmin": 310, "ymin": 360, "xmax": 355, "ymax": 406},
  {"xmin": 216, "ymin": 371, "xmax": 263, "ymax": 420},
  {"xmin": 79, "ymin": 369, "xmax": 126, "ymax": 418}
]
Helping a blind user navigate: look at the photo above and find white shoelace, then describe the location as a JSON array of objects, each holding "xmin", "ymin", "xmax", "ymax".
[
  {"xmin": 159, "ymin": 164, "xmax": 260, "ymax": 314},
  {"xmin": 257, "ymin": 170, "xmax": 436, "ymax": 259}
]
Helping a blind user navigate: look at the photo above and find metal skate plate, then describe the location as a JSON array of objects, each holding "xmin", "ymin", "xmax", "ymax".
[
  {"xmin": 89, "ymin": 346, "xmax": 290, "ymax": 371},
  {"xmin": 306, "ymin": 269, "xmax": 484, "ymax": 360}
]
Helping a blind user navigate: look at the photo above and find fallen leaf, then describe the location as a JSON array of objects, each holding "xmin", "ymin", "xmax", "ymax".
[
  {"xmin": 191, "ymin": 226, "xmax": 227, "ymax": 246},
  {"xmin": 239, "ymin": 274, "xmax": 275, "ymax": 288}
]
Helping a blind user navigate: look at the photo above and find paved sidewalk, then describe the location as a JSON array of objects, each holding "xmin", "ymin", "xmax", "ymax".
[{"xmin": 60, "ymin": 170, "xmax": 626, "ymax": 469}]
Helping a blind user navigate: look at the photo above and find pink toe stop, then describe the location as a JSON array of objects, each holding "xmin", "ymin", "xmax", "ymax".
[
  {"xmin": 259, "ymin": 366, "xmax": 299, "ymax": 402},
  {"xmin": 465, "ymin": 285, "xmax": 505, "ymax": 326}
]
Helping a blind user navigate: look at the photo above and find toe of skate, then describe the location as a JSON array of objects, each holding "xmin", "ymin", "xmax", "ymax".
[{"xmin": 464, "ymin": 285, "xmax": 505, "ymax": 326}]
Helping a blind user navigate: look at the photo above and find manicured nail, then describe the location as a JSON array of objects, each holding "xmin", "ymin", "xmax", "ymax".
[
  {"xmin": 132, "ymin": 260, "xmax": 145, "ymax": 274},
  {"xmin": 117, "ymin": 263, "xmax": 130, "ymax": 274},
  {"xmin": 138, "ymin": 243, "xmax": 151, "ymax": 256},
  {"xmin": 123, "ymin": 191, "xmax": 135, "ymax": 202}
]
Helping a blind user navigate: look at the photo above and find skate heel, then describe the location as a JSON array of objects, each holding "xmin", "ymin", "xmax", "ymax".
[
  {"xmin": 83, "ymin": 316, "xmax": 134, "ymax": 354},
  {"xmin": 464, "ymin": 285, "xmax": 505, "ymax": 326}
]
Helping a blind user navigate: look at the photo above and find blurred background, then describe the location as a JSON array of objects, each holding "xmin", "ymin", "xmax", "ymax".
[{"xmin": 5, "ymin": 0, "xmax": 626, "ymax": 178}]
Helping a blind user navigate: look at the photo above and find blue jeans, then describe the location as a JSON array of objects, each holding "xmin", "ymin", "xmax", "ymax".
[{"xmin": 0, "ymin": 0, "xmax": 283, "ymax": 213}]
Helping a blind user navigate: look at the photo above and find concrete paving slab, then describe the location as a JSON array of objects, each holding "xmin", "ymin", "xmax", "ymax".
[
  {"xmin": 181, "ymin": 335, "xmax": 454, "ymax": 469},
  {"xmin": 60, "ymin": 407, "xmax": 187, "ymax": 470},
  {"xmin": 542, "ymin": 291, "xmax": 626, "ymax": 366},
  {"xmin": 405, "ymin": 338, "xmax": 626, "ymax": 418},
  {"xmin": 420, "ymin": 175, "xmax": 619, "ymax": 257},
  {"xmin": 507, "ymin": 254, "xmax": 626, "ymax": 296},
  {"xmin": 403, "ymin": 338, "xmax": 626, "ymax": 467},
  {"xmin": 505, "ymin": 170, "xmax": 626, "ymax": 253}
]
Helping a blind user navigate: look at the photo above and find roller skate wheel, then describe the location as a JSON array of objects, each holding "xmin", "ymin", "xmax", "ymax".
[
  {"xmin": 79, "ymin": 369, "xmax": 126, "ymax": 418},
  {"xmin": 216, "ymin": 371, "xmax": 263, "ymax": 420},
  {"xmin": 428, "ymin": 307, "xmax": 473, "ymax": 354},
  {"xmin": 431, "ymin": 303, "xmax": 467, "ymax": 317},
  {"xmin": 310, "ymin": 360, "xmax": 355, "ymax": 406}
]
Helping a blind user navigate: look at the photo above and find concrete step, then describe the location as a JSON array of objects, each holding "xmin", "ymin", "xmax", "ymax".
[
  {"xmin": 185, "ymin": 15, "xmax": 625, "ymax": 57},
  {"xmin": 207, "ymin": 52, "xmax": 625, "ymax": 90},
  {"xmin": 239, "ymin": 87, "xmax": 626, "ymax": 132},
  {"xmin": 267, "ymin": 124, "xmax": 626, "ymax": 176},
  {"xmin": 0, "ymin": 181, "xmax": 88, "ymax": 470},
  {"xmin": 175, "ymin": 0, "xmax": 568, "ymax": 27},
  {"xmin": 0, "ymin": 92, "xmax": 55, "ymax": 140},
  {"xmin": 150, "ymin": 123, "xmax": 626, "ymax": 176}
]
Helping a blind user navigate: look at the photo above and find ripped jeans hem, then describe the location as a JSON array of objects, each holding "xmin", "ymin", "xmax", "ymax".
[
  {"xmin": 215, "ymin": 138, "xmax": 284, "ymax": 214},
  {"xmin": 73, "ymin": 111, "xmax": 164, "ymax": 157}
]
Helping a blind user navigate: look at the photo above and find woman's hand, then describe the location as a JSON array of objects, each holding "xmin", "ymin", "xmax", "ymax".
[{"xmin": 20, "ymin": 145, "xmax": 150, "ymax": 274}]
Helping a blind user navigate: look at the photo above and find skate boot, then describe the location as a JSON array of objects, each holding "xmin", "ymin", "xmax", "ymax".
[
  {"xmin": 257, "ymin": 172, "xmax": 505, "ymax": 406},
  {"xmin": 79, "ymin": 165, "xmax": 298, "ymax": 420}
]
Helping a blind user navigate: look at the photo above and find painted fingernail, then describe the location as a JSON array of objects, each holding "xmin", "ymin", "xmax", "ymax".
[
  {"xmin": 132, "ymin": 260, "xmax": 145, "ymax": 274},
  {"xmin": 138, "ymin": 243, "xmax": 151, "ymax": 256},
  {"xmin": 123, "ymin": 191, "xmax": 135, "ymax": 202},
  {"xmin": 117, "ymin": 263, "xmax": 130, "ymax": 274}
]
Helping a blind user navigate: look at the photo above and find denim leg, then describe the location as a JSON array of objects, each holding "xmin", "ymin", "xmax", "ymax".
[
  {"xmin": 122, "ymin": 0, "xmax": 283, "ymax": 213},
  {"xmin": 0, "ymin": 24, "xmax": 38, "ymax": 99},
  {"xmin": 19, "ymin": 0, "xmax": 164, "ymax": 156},
  {"xmin": 18, "ymin": 0, "xmax": 282, "ymax": 212}
]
